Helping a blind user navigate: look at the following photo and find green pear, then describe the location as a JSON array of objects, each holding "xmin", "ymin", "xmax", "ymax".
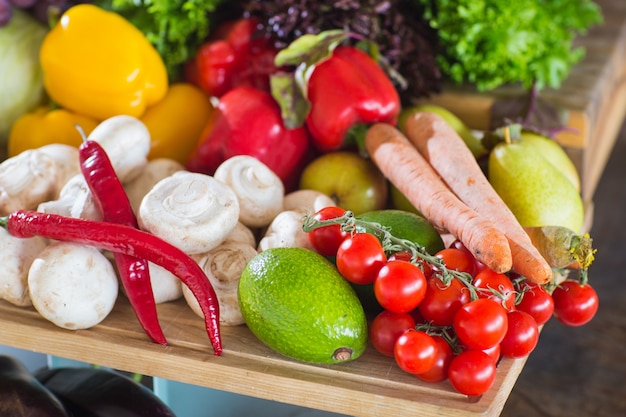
[
  {"xmin": 521, "ymin": 132, "xmax": 580, "ymax": 191},
  {"xmin": 488, "ymin": 141, "xmax": 584, "ymax": 233},
  {"xmin": 399, "ymin": 104, "xmax": 487, "ymax": 158}
]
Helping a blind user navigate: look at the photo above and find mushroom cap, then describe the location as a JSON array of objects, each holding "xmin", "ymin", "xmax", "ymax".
[
  {"xmin": 214, "ymin": 155, "xmax": 284, "ymax": 228},
  {"xmin": 28, "ymin": 242, "xmax": 119, "ymax": 330},
  {"xmin": 138, "ymin": 171, "xmax": 240, "ymax": 254}
]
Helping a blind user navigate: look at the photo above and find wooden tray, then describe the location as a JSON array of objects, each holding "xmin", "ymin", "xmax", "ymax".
[{"xmin": 1, "ymin": 297, "xmax": 526, "ymax": 417}]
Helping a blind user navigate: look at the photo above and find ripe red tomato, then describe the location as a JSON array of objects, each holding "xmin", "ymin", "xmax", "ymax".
[
  {"xmin": 453, "ymin": 298, "xmax": 508, "ymax": 350},
  {"xmin": 450, "ymin": 239, "xmax": 487, "ymax": 275},
  {"xmin": 394, "ymin": 330, "xmax": 438, "ymax": 375},
  {"xmin": 552, "ymin": 280, "xmax": 599, "ymax": 326},
  {"xmin": 448, "ymin": 350, "xmax": 497, "ymax": 396},
  {"xmin": 473, "ymin": 269, "xmax": 516, "ymax": 311},
  {"xmin": 369, "ymin": 310, "xmax": 416, "ymax": 357},
  {"xmin": 418, "ymin": 277, "xmax": 471, "ymax": 326},
  {"xmin": 415, "ymin": 335, "xmax": 454, "ymax": 383},
  {"xmin": 336, "ymin": 233, "xmax": 386, "ymax": 285},
  {"xmin": 374, "ymin": 260, "xmax": 427, "ymax": 313},
  {"xmin": 500, "ymin": 310, "xmax": 539, "ymax": 358},
  {"xmin": 307, "ymin": 206, "xmax": 349, "ymax": 257},
  {"xmin": 435, "ymin": 247, "xmax": 476, "ymax": 276},
  {"xmin": 515, "ymin": 281, "xmax": 554, "ymax": 325}
]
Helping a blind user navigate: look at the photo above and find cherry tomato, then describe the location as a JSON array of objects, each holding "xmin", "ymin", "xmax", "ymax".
[
  {"xmin": 448, "ymin": 350, "xmax": 497, "ymax": 396},
  {"xmin": 416, "ymin": 335, "xmax": 454, "ymax": 383},
  {"xmin": 435, "ymin": 247, "xmax": 476, "ymax": 276},
  {"xmin": 394, "ymin": 330, "xmax": 438, "ymax": 375},
  {"xmin": 418, "ymin": 277, "xmax": 471, "ymax": 326},
  {"xmin": 369, "ymin": 310, "xmax": 416, "ymax": 357},
  {"xmin": 500, "ymin": 310, "xmax": 539, "ymax": 358},
  {"xmin": 473, "ymin": 269, "xmax": 516, "ymax": 311},
  {"xmin": 515, "ymin": 281, "xmax": 554, "ymax": 325},
  {"xmin": 336, "ymin": 233, "xmax": 386, "ymax": 285},
  {"xmin": 307, "ymin": 206, "xmax": 349, "ymax": 257},
  {"xmin": 453, "ymin": 298, "xmax": 508, "ymax": 350},
  {"xmin": 481, "ymin": 343, "xmax": 501, "ymax": 365},
  {"xmin": 450, "ymin": 239, "xmax": 487, "ymax": 275},
  {"xmin": 552, "ymin": 280, "xmax": 599, "ymax": 326},
  {"xmin": 374, "ymin": 260, "xmax": 427, "ymax": 313}
]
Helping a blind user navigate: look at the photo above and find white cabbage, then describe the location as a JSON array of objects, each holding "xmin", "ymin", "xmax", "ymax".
[{"xmin": 0, "ymin": 9, "xmax": 48, "ymax": 145}]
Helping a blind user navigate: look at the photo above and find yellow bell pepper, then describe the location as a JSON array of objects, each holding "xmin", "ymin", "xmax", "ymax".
[
  {"xmin": 8, "ymin": 106, "xmax": 99, "ymax": 157},
  {"xmin": 39, "ymin": 4, "xmax": 168, "ymax": 121},
  {"xmin": 142, "ymin": 83, "xmax": 214, "ymax": 165}
]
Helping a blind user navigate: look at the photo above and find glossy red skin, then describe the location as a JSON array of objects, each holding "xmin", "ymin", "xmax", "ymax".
[
  {"xmin": 418, "ymin": 277, "xmax": 471, "ymax": 326},
  {"xmin": 185, "ymin": 87, "xmax": 312, "ymax": 191},
  {"xmin": 185, "ymin": 18, "xmax": 278, "ymax": 98},
  {"xmin": 552, "ymin": 280, "xmax": 599, "ymax": 326},
  {"xmin": 369, "ymin": 310, "xmax": 416, "ymax": 357},
  {"xmin": 500, "ymin": 310, "xmax": 539, "ymax": 358},
  {"xmin": 374, "ymin": 260, "xmax": 427, "ymax": 313},
  {"xmin": 306, "ymin": 46, "xmax": 401, "ymax": 152},
  {"xmin": 453, "ymin": 298, "xmax": 508, "ymax": 351},
  {"xmin": 80, "ymin": 140, "xmax": 166, "ymax": 346},
  {"xmin": 448, "ymin": 350, "xmax": 497, "ymax": 396},
  {"xmin": 473, "ymin": 269, "xmax": 516, "ymax": 311},
  {"xmin": 516, "ymin": 281, "xmax": 555, "ymax": 325},
  {"xmin": 394, "ymin": 330, "xmax": 438, "ymax": 375},
  {"xmin": 307, "ymin": 207, "xmax": 349, "ymax": 257},
  {"xmin": 336, "ymin": 233, "xmax": 387, "ymax": 285},
  {"xmin": 435, "ymin": 247, "xmax": 476, "ymax": 276},
  {"xmin": 416, "ymin": 335, "xmax": 454, "ymax": 383}
]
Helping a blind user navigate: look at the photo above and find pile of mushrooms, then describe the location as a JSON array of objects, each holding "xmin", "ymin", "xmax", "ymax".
[{"xmin": 0, "ymin": 114, "xmax": 339, "ymax": 336}]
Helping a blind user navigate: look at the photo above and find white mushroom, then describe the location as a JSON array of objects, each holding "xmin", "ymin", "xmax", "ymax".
[
  {"xmin": 137, "ymin": 171, "xmax": 240, "ymax": 254},
  {"xmin": 184, "ymin": 241, "xmax": 258, "ymax": 326},
  {"xmin": 213, "ymin": 155, "xmax": 284, "ymax": 228},
  {"xmin": 124, "ymin": 158, "xmax": 185, "ymax": 214},
  {"xmin": 87, "ymin": 115, "xmax": 151, "ymax": 183},
  {"xmin": 224, "ymin": 221, "xmax": 257, "ymax": 247},
  {"xmin": 0, "ymin": 149, "xmax": 59, "ymax": 215},
  {"xmin": 148, "ymin": 262, "xmax": 183, "ymax": 304},
  {"xmin": 37, "ymin": 143, "xmax": 81, "ymax": 198},
  {"xmin": 257, "ymin": 210, "xmax": 314, "ymax": 252},
  {"xmin": 0, "ymin": 228, "xmax": 48, "ymax": 307},
  {"xmin": 37, "ymin": 174, "xmax": 101, "ymax": 221},
  {"xmin": 283, "ymin": 189, "xmax": 336, "ymax": 214},
  {"xmin": 28, "ymin": 242, "xmax": 119, "ymax": 330}
]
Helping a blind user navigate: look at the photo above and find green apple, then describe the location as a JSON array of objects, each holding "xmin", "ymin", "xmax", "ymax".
[{"xmin": 299, "ymin": 151, "xmax": 388, "ymax": 215}]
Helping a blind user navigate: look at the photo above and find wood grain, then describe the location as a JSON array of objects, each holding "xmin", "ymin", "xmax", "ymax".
[{"xmin": 1, "ymin": 297, "xmax": 525, "ymax": 417}]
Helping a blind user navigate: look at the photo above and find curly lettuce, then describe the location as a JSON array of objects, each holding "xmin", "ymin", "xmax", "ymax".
[{"xmin": 416, "ymin": 0, "xmax": 603, "ymax": 91}]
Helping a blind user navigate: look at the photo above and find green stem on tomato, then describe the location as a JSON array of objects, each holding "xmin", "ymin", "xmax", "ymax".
[{"xmin": 302, "ymin": 210, "xmax": 481, "ymax": 300}]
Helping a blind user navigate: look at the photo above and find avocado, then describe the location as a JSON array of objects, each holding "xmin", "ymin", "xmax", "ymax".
[{"xmin": 238, "ymin": 247, "xmax": 368, "ymax": 364}]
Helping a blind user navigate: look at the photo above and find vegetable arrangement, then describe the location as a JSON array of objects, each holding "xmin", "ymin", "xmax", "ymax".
[{"xmin": 0, "ymin": 0, "xmax": 605, "ymax": 405}]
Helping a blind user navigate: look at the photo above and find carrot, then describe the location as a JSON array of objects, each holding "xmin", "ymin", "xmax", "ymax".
[
  {"xmin": 364, "ymin": 123, "xmax": 513, "ymax": 274},
  {"xmin": 404, "ymin": 111, "xmax": 552, "ymax": 284}
]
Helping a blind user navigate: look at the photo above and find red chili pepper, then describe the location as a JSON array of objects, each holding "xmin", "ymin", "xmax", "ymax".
[
  {"xmin": 306, "ymin": 46, "xmax": 401, "ymax": 152},
  {"xmin": 185, "ymin": 18, "xmax": 279, "ymax": 97},
  {"xmin": 0, "ymin": 211, "xmax": 222, "ymax": 356},
  {"xmin": 185, "ymin": 86, "xmax": 312, "ymax": 191},
  {"xmin": 79, "ymin": 139, "xmax": 167, "ymax": 346}
]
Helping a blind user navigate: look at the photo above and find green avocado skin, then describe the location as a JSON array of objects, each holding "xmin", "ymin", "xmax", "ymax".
[
  {"xmin": 488, "ymin": 142, "xmax": 584, "ymax": 233},
  {"xmin": 238, "ymin": 247, "xmax": 368, "ymax": 365}
]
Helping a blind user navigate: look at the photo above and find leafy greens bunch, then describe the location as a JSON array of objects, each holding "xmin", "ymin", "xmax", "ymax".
[
  {"xmin": 417, "ymin": 0, "xmax": 603, "ymax": 91},
  {"xmin": 95, "ymin": 0, "xmax": 225, "ymax": 81}
]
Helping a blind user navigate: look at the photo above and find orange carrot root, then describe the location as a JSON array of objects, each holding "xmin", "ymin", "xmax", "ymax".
[
  {"xmin": 365, "ymin": 123, "xmax": 513, "ymax": 274},
  {"xmin": 404, "ymin": 112, "xmax": 552, "ymax": 284}
]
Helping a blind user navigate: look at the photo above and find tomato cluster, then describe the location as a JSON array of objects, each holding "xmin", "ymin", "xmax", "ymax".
[{"xmin": 307, "ymin": 207, "xmax": 599, "ymax": 397}]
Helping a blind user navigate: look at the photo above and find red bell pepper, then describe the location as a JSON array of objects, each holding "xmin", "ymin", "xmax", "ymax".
[
  {"xmin": 305, "ymin": 46, "xmax": 401, "ymax": 152},
  {"xmin": 185, "ymin": 87, "xmax": 312, "ymax": 190},
  {"xmin": 185, "ymin": 18, "xmax": 279, "ymax": 98}
]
